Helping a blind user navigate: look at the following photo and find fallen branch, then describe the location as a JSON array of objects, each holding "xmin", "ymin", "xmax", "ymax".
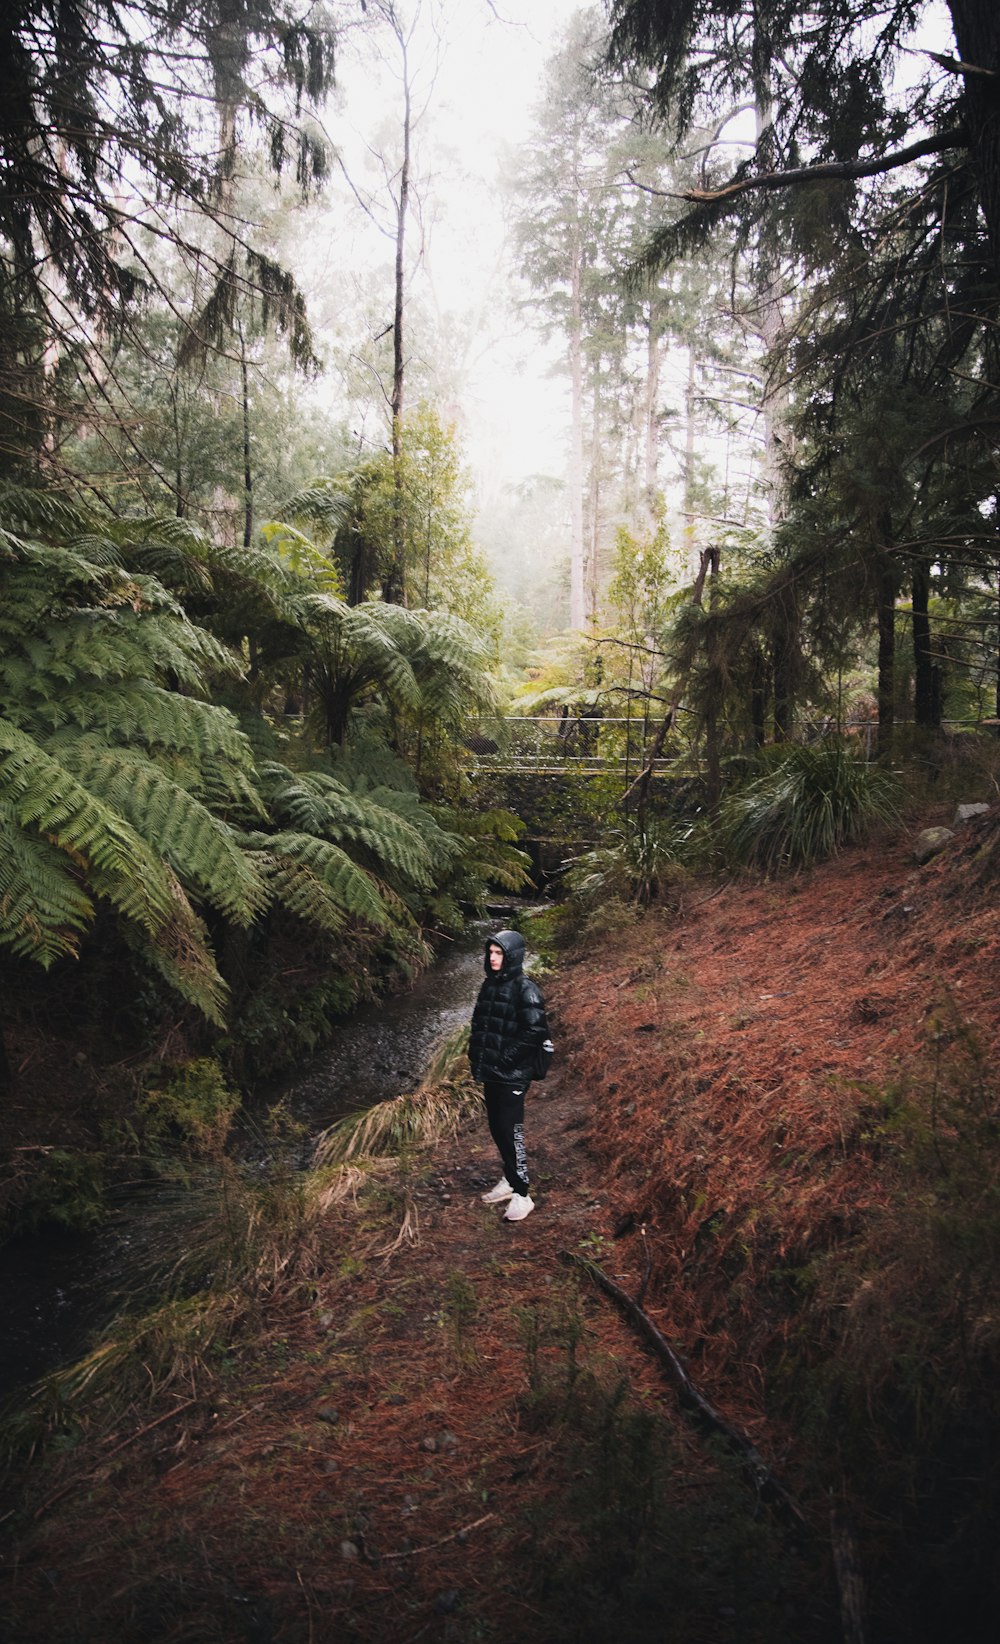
[
  {"xmin": 381, "ymin": 1512, "xmax": 496, "ymax": 1560},
  {"xmin": 562, "ymin": 1252, "xmax": 804, "ymax": 1523}
]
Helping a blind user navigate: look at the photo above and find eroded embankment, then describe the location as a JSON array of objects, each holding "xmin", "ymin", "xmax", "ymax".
[{"xmin": 556, "ymin": 813, "xmax": 1000, "ymax": 1642}]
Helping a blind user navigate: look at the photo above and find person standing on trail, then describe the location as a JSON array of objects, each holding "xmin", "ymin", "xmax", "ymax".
[{"xmin": 469, "ymin": 929, "xmax": 548, "ymax": 1223}]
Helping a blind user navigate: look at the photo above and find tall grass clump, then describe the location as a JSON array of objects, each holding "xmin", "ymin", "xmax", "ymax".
[
  {"xmin": 311, "ymin": 1024, "xmax": 479, "ymax": 1168},
  {"xmin": 718, "ymin": 740, "xmax": 900, "ymax": 873},
  {"xmin": 563, "ymin": 817, "xmax": 696, "ymax": 919}
]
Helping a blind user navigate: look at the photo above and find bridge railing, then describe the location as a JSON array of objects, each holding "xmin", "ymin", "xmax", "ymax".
[{"xmin": 471, "ymin": 716, "xmax": 662, "ymax": 767}]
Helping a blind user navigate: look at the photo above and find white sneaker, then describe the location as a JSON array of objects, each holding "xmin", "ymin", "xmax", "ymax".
[
  {"xmin": 481, "ymin": 1177, "xmax": 514, "ymax": 1204},
  {"xmin": 504, "ymin": 1193, "xmax": 534, "ymax": 1221}
]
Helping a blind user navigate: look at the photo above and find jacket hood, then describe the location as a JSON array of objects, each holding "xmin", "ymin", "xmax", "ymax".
[{"xmin": 484, "ymin": 929, "xmax": 525, "ymax": 978}]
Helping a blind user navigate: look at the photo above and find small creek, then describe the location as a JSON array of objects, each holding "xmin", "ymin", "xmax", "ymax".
[{"xmin": 0, "ymin": 921, "xmax": 493, "ymax": 1402}]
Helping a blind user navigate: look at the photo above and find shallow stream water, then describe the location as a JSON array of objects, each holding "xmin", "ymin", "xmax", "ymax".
[{"xmin": 0, "ymin": 921, "xmax": 493, "ymax": 1401}]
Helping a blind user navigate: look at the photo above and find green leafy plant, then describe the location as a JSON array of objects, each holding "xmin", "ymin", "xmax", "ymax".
[{"xmin": 717, "ymin": 740, "xmax": 901, "ymax": 873}]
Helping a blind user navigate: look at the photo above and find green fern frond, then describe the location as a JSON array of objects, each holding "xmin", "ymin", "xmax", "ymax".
[
  {"xmin": 25, "ymin": 683, "xmax": 253, "ymax": 767},
  {"xmin": 327, "ymin": 602, "xmax": 422, "ymax": 709},
  {"xmin": 248, "ymin": 854, "xmax": 348, "ymax": 935},
  {"xmin": 0, "ymin": 799, "xmax": 94, "ymax": 964},
  {"xmin": 258, "ymin": 765, "xmax": 440, "ymax": 887},
  {"xmin": 260, "ymin": 520, "xmax": 344, "ymax": 594},
  {"xmin": 0, "ymin": 532, "xmax": 121, "ymax": 603},
  {"xmin": 276, "ymin": 483, "xmax": 352, "ymax": 538},
  {"xmin": 0, "ymin": 483, "xmax": 93, "ymax": 539},
  {"xmin": 240, "ymin": 830, "xmax": 391, "ymax": 931},
  {"xmin": 61, "ymin": 744, "xmax": 267, "ymax": 924},
  {"xmin": 1, "ymin": 723, "xmax": 228, "ymax": 1017},
  {"xmin": 0, "ymin": 717, "xmax": 177, "ymax": 937},
  {"xmin": 19, "ymin": 608, "xmax": 238, "ymax": 697},
  {"xmin": 451, "ymin": 806, "xmax": 526, "ymax": 845},
  {"xmin": 116, "ymin": 519, "xmax": 217, "ymax": 591},
  {"xmin": 66, "ymin": 533, "xmax": 128, "ymax": 572},
  {"xmin": 120, "ymin": 901, "xmax": 229, "ymax": 1027},
  {"xmin": 365, "ymin": 785, "xmax": 462, "ymax": 870}
]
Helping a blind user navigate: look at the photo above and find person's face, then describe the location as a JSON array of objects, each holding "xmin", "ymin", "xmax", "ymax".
[{"xmin": 488, "ymin": 943, "xmax": 504, "ymax": 972}]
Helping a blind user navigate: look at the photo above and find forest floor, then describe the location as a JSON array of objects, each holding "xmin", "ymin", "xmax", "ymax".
[{"xmin": 2, "ymin": 805, "xmax": 999, "ymax": 1644}]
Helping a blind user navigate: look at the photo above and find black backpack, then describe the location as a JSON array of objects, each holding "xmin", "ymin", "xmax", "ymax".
[
  {"xmin": 520, "ymin": 975, "xmax": 554, "ymax": 1080},
  {"xmin": 533, "ymin": 1036, "xmax": 555, "ymax": 1080}
]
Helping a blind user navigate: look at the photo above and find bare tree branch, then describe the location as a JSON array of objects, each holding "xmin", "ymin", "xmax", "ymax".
[{"xmin": 640, "ymin": 128, "xmax": 969, "ymax": 206}]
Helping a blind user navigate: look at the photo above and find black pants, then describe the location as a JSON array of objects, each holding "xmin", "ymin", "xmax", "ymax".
[{"xmin": 482, "ymin": 1081, "xmax": 529, "ymax": 1197}]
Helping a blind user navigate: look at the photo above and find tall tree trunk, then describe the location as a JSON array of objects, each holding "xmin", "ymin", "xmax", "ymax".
[
  {"xmin": 586, "ymin": 364, "xmax": 602, "ymax": 624},
  {"xmin": 238, "ymin": 320, "xmax": 252, "ymax": 549},
  {"xmin": 569, "ymin": 228, "xmax": 586, "ymax": 632},
  {"xmin": 171, "ymin": 385, "xmax": 185, "ymax": 518},
  {"xmin": 384, "ymin": 20, "xmax": 412, "ymax": 607},
  {"xmin": 752, "ymin": 69, "xmax": 795, "ymax": 531},
  {"xmin": 947, "ymin": 0, "xmax": 1000, "ymax": 278},
  {"xmin": 772, "ymin": 571, "xmax": 800, "ymax": 742},
  {"xmin": 643, "ymin": 294, "xmax": 662, "ymax": 513},
  {"xmin": 911, "ymin": 556, "xmax": 938, "ymax": 730},
  {"xmin": 876, "ymin": 512, "xmax": 898, "ymax": 759},
  {"xmin": 683, "ymin": 344, "xmax": 698, "ymax": 568},
  {"xmin": 704, "ymin": 546, "xmax": 723, "ymax": 806}
]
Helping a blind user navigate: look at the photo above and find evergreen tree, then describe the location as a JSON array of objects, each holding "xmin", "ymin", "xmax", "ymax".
[{"xmin": 0, "ymin": 1, "xmax": 336, "ymax": 467}]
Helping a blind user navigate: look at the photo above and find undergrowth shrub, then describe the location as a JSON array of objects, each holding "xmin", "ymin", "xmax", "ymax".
[
  {"xmin": 514, "ymin": 1287, "xmax": 830, "ymax": 1642},
  {"xmin": 717, "ymin": 740, "xmax": 901, "ymax": 872},
  {"xmin": 563, "ymin": 818, "xmax": 695, "ymax": 912},
  {"xmin": 139, "ymin": 1058, "xmax": 239, "ymax": 1158},
  {"xmin": 1, "ymin": 1146, "xmax": 106, "ymax": 1238}
]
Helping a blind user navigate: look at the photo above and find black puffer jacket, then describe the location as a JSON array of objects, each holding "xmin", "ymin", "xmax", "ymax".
[{"xmin": 469, "ymin": 929, "xmax": 547, "ymax": 1087}]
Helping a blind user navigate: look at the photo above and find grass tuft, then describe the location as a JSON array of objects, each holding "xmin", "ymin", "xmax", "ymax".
[{"xmin": 311, "ymin": 1024, "xmax": 478, "ymax": 1168}]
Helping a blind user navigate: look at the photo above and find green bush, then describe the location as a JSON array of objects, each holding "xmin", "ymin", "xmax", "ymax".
[
  {"xmin": 139, "ymin": 1059, "xmax": 239, "ymax": 1157},
  {"xmin": 717, "ymin": 740, "xmax": 901, "ymax": 872},
  {"xmin": 563, "ymin": 817, "xmax": 695, "ymax": 912},
  {"xmin": 2, "ymin": 1147, "xmax": 106, "ymax": 1237}
]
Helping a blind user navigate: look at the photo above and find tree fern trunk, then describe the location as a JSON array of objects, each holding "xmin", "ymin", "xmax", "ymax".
[
  {"xmin": 0, "ymin": 1017, "xmax": 11, "ymax": 1092},
  {"xmin": 996, "ymin": 557, "xmax": 1000, "ymax": 735}
]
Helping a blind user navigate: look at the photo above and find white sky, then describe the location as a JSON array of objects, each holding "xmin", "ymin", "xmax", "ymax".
[{"xmin": 307, "ymin": 0, "xmax": 585, "ymax": 493}]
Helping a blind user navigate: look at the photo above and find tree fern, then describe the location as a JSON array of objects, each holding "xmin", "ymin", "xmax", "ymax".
[
  {"xmin": 118, "ymin": 901, "xmax": 229, "ymax": 1028},
  {"xmin": 432, "ymin": 805, "xmax": 531, "ymax": 899},
  {"xmin": 257, "ymin": 763, "xmax": 444, "ymax": 889},
  {"xmin": 7, "ymin": 681, "xmax": 248, "ymax": 769},
  {"xmin": 259, "ymin": 519, "xmax": 345, "ymax": 593},
  {"xmin": 0, "ymin": 482, "xmax": 93, "ymax": 540}
]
